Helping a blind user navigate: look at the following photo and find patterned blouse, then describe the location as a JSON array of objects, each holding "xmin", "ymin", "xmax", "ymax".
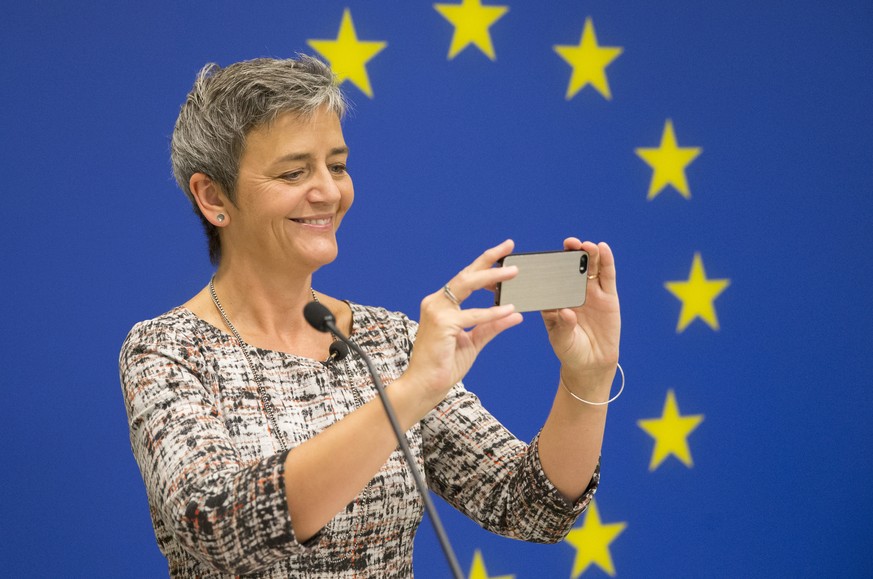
[{"xmin": 119, "ymin": 303, "xmax": 598, "ymax": 577}]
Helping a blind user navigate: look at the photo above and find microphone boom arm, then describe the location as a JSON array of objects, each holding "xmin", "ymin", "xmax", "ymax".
[{"xmin": 305, "ymin": 301, "xmax": 463, "ymax": 579}]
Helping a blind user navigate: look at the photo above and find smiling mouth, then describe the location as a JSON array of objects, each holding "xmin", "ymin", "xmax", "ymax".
[{"xmin": 290, "ymin": 217, "xmax": 332, "ymax": 225}]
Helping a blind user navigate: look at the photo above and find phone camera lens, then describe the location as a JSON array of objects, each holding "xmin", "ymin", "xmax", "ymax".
[{"xmin": 579, "ymin": 254, "xmax": 589, "ymax": 274}]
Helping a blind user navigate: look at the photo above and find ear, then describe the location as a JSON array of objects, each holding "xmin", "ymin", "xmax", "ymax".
[{"xmin": 189, "ymin": 172, "xmax": 230, "ymax": 226}]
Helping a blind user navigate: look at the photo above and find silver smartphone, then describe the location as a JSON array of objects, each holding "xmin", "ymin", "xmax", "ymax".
[{"xmin": 495, "ymin": 250, "xmax": 589, "ymax": 312}]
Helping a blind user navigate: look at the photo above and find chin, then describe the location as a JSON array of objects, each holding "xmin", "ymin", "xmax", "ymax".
[{"xmin": 304, "ymin": 246, "xmax": 340, "ymax": 268}]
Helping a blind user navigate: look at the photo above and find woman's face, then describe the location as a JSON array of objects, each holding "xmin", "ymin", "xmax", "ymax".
[{"xmin": 223, "ymin": 106, "xmax": 354, "ymax": 274}]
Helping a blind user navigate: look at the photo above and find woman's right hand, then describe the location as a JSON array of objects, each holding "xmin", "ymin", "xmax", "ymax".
[{"xmin": 403, "ymin": 239, "xmax": 524, "ymax": 407}]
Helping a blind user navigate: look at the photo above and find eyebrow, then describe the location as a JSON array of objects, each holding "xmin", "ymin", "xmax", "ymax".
[{"xmin": 273, "ymin": 146, "xmax": 349, "ymax": 164}]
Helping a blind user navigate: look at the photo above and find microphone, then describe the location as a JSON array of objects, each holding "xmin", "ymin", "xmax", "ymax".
[
  {"xmin": 303, "ymin": 302, "xmax": 349, "ymax": 365},
  {"xmin": 303, "ymin": 301, "xmax": 464, "ymax": 579},
  {"xmin": 327, "ymin": 340, "xmax": 349, "ymax": 363},
  {"xmin": 303, "ymin": 301, "xmax": 334, "ymax": 331}
]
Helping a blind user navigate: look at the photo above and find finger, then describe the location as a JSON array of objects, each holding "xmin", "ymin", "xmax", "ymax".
[
  {"xmin": 563, "ymin": 236, "xmax": 599, "ymax": 270},
  {"xmin": 446, "ymin": 256, "xmax": 518, "ymax": 302},
  {"xmin": 541, "ymin": 306, "xmax": 576, "ymax": 330},
  {"xmin": 423, "ymin": 270, "xmax": 514, "ymax": 316},
  {"xmin": 439, "ymin": 240, "xmax": 515, "ymax": 306},
  {"xmin": 563, "ymin": 238, "xmax": 614, "ymax": 292},
  {"xmin": 559, "ymin": 307, "xmax": 579, "ymax": 325},
  {"xmin": 469, "ymin": 311, "xmax": 524, "ymax": 350},
  {"xmin": 455, "ymin": 304, "xmax": 517, "ymax": 330},
  {"xmin": 455, "ymin": 263, "xmax": 517, "ymax": 293},
  {"xmin": 563, "ymin": 237, "xmax": 583, "ymax": 251},
  {"xmin": 466, "ymin": 239, "xmax": 515, "ymax": 273},
  {"xmin": 578, "ymin": 240, "xmax": 601, "ymax": 282},
  {"xmin": 596, "ymin": 241, "xmax": 618, "ymax": 294},
  {"xmin": 540, "ymin": 308, "xmax": 565, "ymax": 333}
]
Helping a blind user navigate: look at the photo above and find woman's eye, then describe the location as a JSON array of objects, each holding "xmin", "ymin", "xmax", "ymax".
[
  {"xmin": 281, "ymin": 171, "xmax": 304, "ymax": 181},
  {"xmin": 331, "ymin": 163, "xmax": 348, "ymax": 175}
]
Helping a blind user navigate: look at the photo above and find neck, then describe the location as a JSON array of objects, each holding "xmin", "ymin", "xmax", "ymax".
[{"xmin": 211, "ymin": 264, "xmax": 316, "ymax": 341}]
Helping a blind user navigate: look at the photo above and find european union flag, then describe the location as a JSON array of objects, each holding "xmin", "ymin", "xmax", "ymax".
[{"xmin": 2, "ymin": 1, "xmax": 871, "ymax": 577}]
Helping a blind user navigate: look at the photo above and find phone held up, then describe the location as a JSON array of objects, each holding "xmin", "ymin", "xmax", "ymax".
[{"xmin": 495, "ymin": 250, "xmax": 589, "ymax": 313}]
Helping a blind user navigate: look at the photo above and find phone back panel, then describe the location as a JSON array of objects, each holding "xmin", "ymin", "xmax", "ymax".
[{"xmin": 496, "ymin": 250, "xmax": 588, "ymax": 312}]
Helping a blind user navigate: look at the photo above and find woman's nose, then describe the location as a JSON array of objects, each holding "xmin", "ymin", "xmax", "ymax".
[{"xmin": 308, "ymin": 166, "xmax": 342, "ymax": 202}]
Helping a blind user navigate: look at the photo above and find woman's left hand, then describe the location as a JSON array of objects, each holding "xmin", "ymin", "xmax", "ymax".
[{"xmin": 542, "ymin": 238, "xmax": 621, "ymax": 387}]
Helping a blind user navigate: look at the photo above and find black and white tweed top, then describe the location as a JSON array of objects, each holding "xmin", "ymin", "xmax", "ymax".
[{"xmin": 120, "ymin": 303, "xmax": 598, "ymax": 577}]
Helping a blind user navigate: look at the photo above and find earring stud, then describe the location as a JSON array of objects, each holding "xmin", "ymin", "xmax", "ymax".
[{"xmin": 216, "ymin": 213, "xmax": 225, "ymax": 223}]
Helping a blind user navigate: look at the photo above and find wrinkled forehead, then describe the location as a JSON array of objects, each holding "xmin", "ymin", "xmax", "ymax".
[{"xmin": 239, "ymin": 106, "xmax": 347, "ymax": 164}]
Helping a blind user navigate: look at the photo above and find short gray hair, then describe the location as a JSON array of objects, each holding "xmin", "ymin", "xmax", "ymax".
[{"xmin": 170, "ymin": 55, "xmax": 348, "ymax": 264}]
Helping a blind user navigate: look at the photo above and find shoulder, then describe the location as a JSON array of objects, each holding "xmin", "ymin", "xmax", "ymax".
[
  {"xmin": 118, "ymin": 306, "xmax": 235, "ymax": 406},
  {"xmin": 350, "ymin": 302, "xmax": 416, "ymax": 333},
  {"xmin": 348, "ymin": 302, "xmax": 417, "ymax": 353},
  {"xmin": 119, "ymin": 307, "xmax": 216, "ymax": 371},
  {"xmin": 122, "ymin": 307, "xmax": 201, "ymax": 349}
]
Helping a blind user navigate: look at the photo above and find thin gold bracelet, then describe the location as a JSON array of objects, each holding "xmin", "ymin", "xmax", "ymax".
[{"xmin": 560, "ymin": 362, "xmax": 625, "ymax": 406}]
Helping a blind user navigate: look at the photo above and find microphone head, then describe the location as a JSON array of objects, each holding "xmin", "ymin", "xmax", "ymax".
[
  {"xmin": 304, "ymin": 301, "xmax": 335, "ymax": 332},
  {"xmin": 328, "ymin": 340, "xmax": 350, "ymax": 362}
]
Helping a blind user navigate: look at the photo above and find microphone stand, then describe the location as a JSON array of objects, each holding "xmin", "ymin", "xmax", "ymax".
[{"xmin": 306, "ymin": 303, "xmax": 464, "ymax": 579}]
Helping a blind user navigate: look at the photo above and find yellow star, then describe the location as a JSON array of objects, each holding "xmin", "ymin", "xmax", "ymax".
[
  {"xmin": 553, "ymin": 17, "xmax": 623, "ymax": 100},
  {"xmin": 307, "ymin": 9, "xmax": 387, "ymax": 98},
  {"xmin": 467, "ymin": 549, "xmax": 514, "ymax": 579},
  {"xmin": 564, "ymin": 499, "xmax": 627, "ymax": 577},
  {"xmin": 664, "ymin": 252, "xmax": 730, "ymax": 332},
  {"xmin": 635, "ymin": 119, "xmax": 702, "ymax": 200},
  {"xmin": 434, "ymin": 0, "xmax": 509, "ymax": 60},
  {"xmin": 638, "ymin": 389, "xmax": 704, "ymax": 471}
]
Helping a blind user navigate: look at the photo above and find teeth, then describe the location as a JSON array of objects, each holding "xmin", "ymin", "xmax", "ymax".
[{"xmin": 293, "ymin": 218, "xmax": 330, "ymax": 225}]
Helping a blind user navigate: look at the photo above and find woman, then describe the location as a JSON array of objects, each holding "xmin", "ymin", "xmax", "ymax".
[{"xmin": 120, "ymin": 55, "xmax": 621, "ymax": 578}]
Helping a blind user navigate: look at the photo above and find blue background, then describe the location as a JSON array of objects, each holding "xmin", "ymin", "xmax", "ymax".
[{"xmin": 2, "ymin": 1, "xmax": 872, "ymax": 577}]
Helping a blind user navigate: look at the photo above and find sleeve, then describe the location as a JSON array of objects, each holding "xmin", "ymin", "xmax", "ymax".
[
  {"xmin": 119, "ymin": 320, "xmax": 307, "ymax": 574},
  {"xmin": 421, "ymin": 382, "xmax": 599, "ymax": 543}
]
